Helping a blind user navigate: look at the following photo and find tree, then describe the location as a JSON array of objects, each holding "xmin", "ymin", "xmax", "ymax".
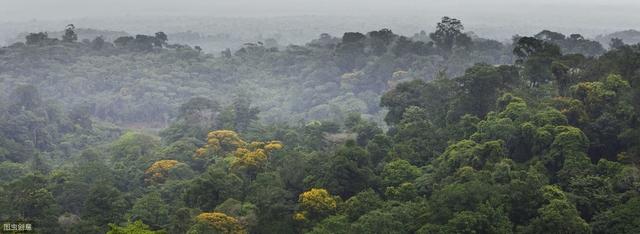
[
  {"xmin": 504, "ymin": 166, "xmax": 547, "ymax": 226},
  {"xmin": 50, "ymin": 178, "xmax": 91, "ymax": 216},
  {"xmin": 230, "ymin": 141, "xmax": 283, "ymax": 177},
  {"xmin": 69, "ymin": 103, "xmax": 94, "ymax": 130},
  {"xmin": 390, "ymin": 106, "xmax": 445, "ymax": 166},
  {"xmin": 30, "ymin": 153, "xmax": 51, "ymax": 174},
  {"xmin": 169, "ymin": 208, "xmax": 194, "ymax": 234},
  {"xmin": 133, "ymin": 35, "xmax": 157, "ymax": 51},
  {"xmin": 343, "ymin": 189, "xmax": 383, "ymax": 221},
  {"xmin": 430, "ymin": 17, "xmax": 471, "ymax": 53},
  {"xmin": 107, "ymin": 220, "xmax": 161, "ymax": 234},
  {"xmin": 429, "ymin": 173, "xmax": 501, "ymax": 224},
  {"xmin": 189, "ymin": 212, "xmax": 246, "ymax": 234},
  {"xmin": 551, "ymin": 61, "xmax": 571, "ymax": 96},
  {"xmin": 523, "ymin": 56, "xmax": 555, "ymax": 87},
  {"xmin": 0, "ymin": 161, "xmax": 27, "ymax": 182},
  {"xmin": 25, "ymin": 32, "xmax": 51, "ymax": 45},
  {"xmin": 219, "ymin": 95, "xmax": 259, "ymax": 133},
  {"xmin": 114, "ymin": 36, "xmax": 134, "ymax": 47},
  {"xmin": 214, "ymin": 199, "xmax": 258, "ymax": 231},
  {"xmin": 545, "ymin": 126, "xmax": 589, "ymax": 176},
  {"xmin": 591, "ymin": 197, "xmax": 640, "ymax": 234},
  {"xmin": 195, "ymin": 130, "xmax": 283, "ymax": 177},
  {"xmin": 295, "ymin": 188, "xmax": 337, "ymax": 221},
  {"xmin": 367, "ymin": 28, "xmax": 396, "ymax": 55},
  {"xmin": 380, "ymin": 78, "xmax": 456, "ymax": 126},
  {"xmin": 307, "ymin": 215, "xmax": 351, "ymax": 234},
  {"xmin": 319, "ymin": 142, "xmax": 376, "ymax": 197},
  {"xmin": 1, "ymin": 174, "xmax": 60, "ymax": 233},
  {"xmin": 154, "ymin": 32, "xmax": 168, "ymax": 47},
  {"xmin": 442, "ymin": 203, "xmax": 512, "ymax": 234},
  {"xmin": 62, "ymin": 24, "xmax": 78, "ymax": 43},
  {"xmin": 342, "ymin": 32, "xmax": 366, "ymax": 44},
  {"xmin": 71, "ymin": 149, "xmax": 115, "ymax": 185},
  {"xmin": 569, "ymin": 74, "xmax": 632, "ymax": 161},
  {"xmin": 449, "ymin": 64, "xmax": 518, "ymax": 121},
  {"xmin": 144, "ymin": 160, "xmax": 180, "ymax": 184},
  {"xmin": 178, "ymin": 97, "xmax": 220, "ymax": 125},
  {"xmin": 345, "ymin": 113, "xmax": 383, "ymax": 147},
  {"xmin": 524, "ymin": 186, "xmax": 590, "ymax": 234},
  {"xmin": 91, "ymin": 36, "xmax": 106, "ymax": 49},
  {"xmin": 184, "ymin": 167, "xmax": 243, "ymax": 211},
  {"xmin": 350, "ymin": 209, "xmax": 409, "ymax": 234},
  {"xmin": 567, "ymin": 175, "xmax": 616, "ymax": 220},
  {"xmin": 535, "ymin": 30, "xmax": 566, "ymax": 41},
  {"xmin": 110, "ymin": 132, "xmax": 159, "ymax": 161},
  {"xmin": 246, "ymin": 172, "xmax": 293, "ymax": 233},
  {"xmin": 381, "ymin": 159, "xmax": 421, "ymax": 187},
  {"xmin": 335, "ymin": 32, "xmax": 367, "ymax": 71},
  {"xmin": 127, "ymin": 192, "xmax": 170, "ymax": 229},
  {"xmin": 513, "ymin": 37, "xmax": 561, "ymax": 62},
  {"xmin": 513, "ymin": 37, "xmax": 562, "ymax": 86},
  {"xmin": 609, "ymin": 38, "xmax": 625, "ymax": 49},
  {"xmin": 83, "ymin": 184, "xmax": 128, "ymax": 226},
  {"xmin": 10, "ymin": 84, "xmax": 42, "ymax": 111},
  {"xmin": 196, "ymin": 130, "xmax": 245, "ymax": 157}
]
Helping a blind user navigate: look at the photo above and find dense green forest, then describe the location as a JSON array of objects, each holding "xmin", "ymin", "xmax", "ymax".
[{"xmin": 0, "ymin": 17, "xmax": 639, "ymax": 233}]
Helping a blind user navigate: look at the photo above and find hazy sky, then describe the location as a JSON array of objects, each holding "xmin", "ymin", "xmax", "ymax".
[{"xmin": 1, "ymin": 0, "xmax": 639, "ymax": 20}]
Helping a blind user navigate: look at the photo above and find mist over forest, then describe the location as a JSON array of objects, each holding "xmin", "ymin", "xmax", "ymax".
[
  {"xmin": 2, "ymin": 0, "xmax": 640, "ymax": 49},
  {"xmin": 1, "ymin": 1, "xmax": 640, "ymax": 234}
]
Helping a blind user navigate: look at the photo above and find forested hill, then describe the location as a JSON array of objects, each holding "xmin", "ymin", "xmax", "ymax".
[
  {"xmin": 0, "ymin": 21, "xmax": 605, "ymax": 128},
  {"xmin": 1, "ymin": 18, "xmax": 639, "ymax": 234}
]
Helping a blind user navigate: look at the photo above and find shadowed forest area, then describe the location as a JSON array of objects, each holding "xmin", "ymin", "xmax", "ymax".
[{"xmin": 0, "ymin": 13, "xmax": 639, "ymax": 234}]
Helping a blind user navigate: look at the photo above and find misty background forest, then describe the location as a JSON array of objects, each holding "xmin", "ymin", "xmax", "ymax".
[{"xmin": 0, "ymin": 1, "xmax": 640, "ymax": 233}]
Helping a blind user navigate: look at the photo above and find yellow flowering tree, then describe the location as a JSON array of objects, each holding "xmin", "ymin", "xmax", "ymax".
[
  {"xmin": 194, "ymin": 212, "xmax": 246, "ymax": 234},
  {"xmin": 295, "ymin": 188, "xmax": 337, "ymax": 221},
  {"xmin": 195, "ymin": 130, "xmax": 246, "ymax": 157},
  {"xmin": 263, "ymin": 141, "xmax": 284, "ymax": 151},
  {"xmin": 232, "ymin": 148, "xmax": 267, "ymax": 170},
  {"xmin": 194, "ymin": 130, "xmax": 283, "ymax": 176},
  {"xmin": 231, "ymin": 141, "xmax": 283, "ymax": 172},
  {"xmin": 144, "ymin": 160, "xmax": 179, "ymax": 184}
]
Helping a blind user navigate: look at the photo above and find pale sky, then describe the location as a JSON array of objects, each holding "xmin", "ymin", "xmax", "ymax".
[{"xmin": 1, "ymin": 0, "xmax": 639, "ymax": 21}]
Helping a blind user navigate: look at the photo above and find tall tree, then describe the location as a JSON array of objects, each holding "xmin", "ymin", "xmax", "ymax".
[
  {"xmin": 430, "ymin": 17, "xmax": 471, "ymax": 53},
  {"xmin": 62, "ymin": 24, "xmax": 78, "ymax": 43}
]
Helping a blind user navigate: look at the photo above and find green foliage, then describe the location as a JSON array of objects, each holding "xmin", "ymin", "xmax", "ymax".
[
  {"xmin": 0, "ymin": 161, "xmax": 28, "ymax": 182},
  {"xmin": 442, "ymin": 203, "xmax": 512, "ymax": 234},
  {"xmin": 527, "ymin": 199, "xmax": 591, "ymax": 233},
  {"xmin": 592, "ymin": 198, "xmax": 640, "ymax": 234},
  {"xmin": 307, "ymin": 215, "xmax": 351, "ymax": 234},
  {"xmin": 83, "ymin": 183, "xmax": 128, "ymax": 227},
  {"xmin": 311, "ymin": 142, "xmax": 376, "ymax": 198},
  {"xmin": 343, "ymin": 189, "xmax": 383, "ymax": 221},
  {"xmin": 429, "ymin": 17, "xmax": 472, "ymax": 53},
  {"xmin": 1, "ymin": 19, "xmax": 639, "ymax": 234},
  {"xmin": 128, "ymin": 192, "xmax": 170, "ymax": 229},
  {"xmin": 214, "ymin": 199, "xmax": 258, "ymax": 231},
  {"xmin": 391, "ymin": 106, "xmax": 447, "ymax": 165},
  {"xmin": 110, "ymin": 132, "xmax": 160, "ymax": 161},
  {"xmin": 381, "ymin": 159, "xmax": 421, "ymax": 187},
  {"xmin": 350, "ymin": 210, "xmax": 404, "ymax": 234},
  {"xmin": 107, "ymin": 220, "xmax": 163, "ymax": 234},
  {"xmin": 434, "ymin": 140, "xmax": 506, "ymax": 178},
  {"xmin": 449, "ymin": 64, "xmax": 519, "ymax": 121},
  {"xmin": 0, "ymin": 174, "xmax": 60, "ymax": 233},
  {"xmin": 184, "ymin": 166, "xmax": 243, "ymax": 211}
]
